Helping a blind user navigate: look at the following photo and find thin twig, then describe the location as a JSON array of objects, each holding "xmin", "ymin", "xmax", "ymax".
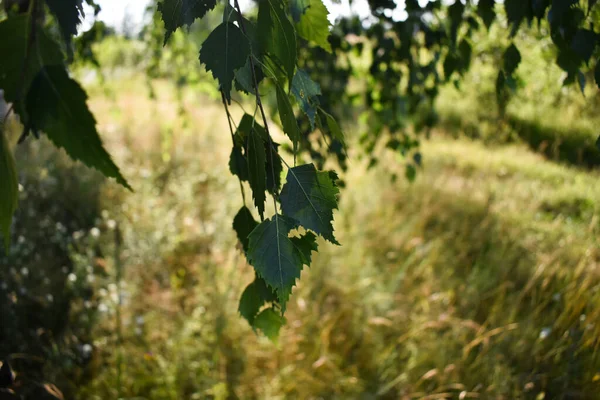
[{"xmin": 221, "ymin": 91, "xmax": 247, "ymax": 204}]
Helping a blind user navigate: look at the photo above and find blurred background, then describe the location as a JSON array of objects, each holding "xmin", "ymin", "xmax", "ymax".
[{"xmin": 1, "ymin": 0, "xmax": 600, "ymax": 399}]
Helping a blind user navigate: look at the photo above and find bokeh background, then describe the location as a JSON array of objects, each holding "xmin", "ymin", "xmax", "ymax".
[{"xmin": 1, "ymin": 1, "xmax": 600, "ymax": 399}]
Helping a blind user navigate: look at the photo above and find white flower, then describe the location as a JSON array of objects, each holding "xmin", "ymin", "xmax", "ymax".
[
  {"xmin": 539, "ymin": 327, "xmax": 552, "ymax": 339},
  {"xmin": 90, "ymin": 227, "xmax": 101, "ymax": 238},
  {"xmin": 68, "ymin": 273, "xmax": 77, "ymax": 283},
  {"xmin": 20, "ymin": 267, "xmax": 29, "ymax": 277}
]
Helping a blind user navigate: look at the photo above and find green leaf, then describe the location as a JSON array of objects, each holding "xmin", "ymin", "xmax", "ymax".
[
  {"xmin": 253, "ymin": 307, "xmax": 286, "ymax": 340},
  {"xmin": 295, "ymin": 0, "xmax": 332, "ymax": 52},
  {"xmin": 239, "ymin": 276, "xmax": 277, "ymax": 325},
  {"xmin": 290, "ymin": 232, "xmax": 318, "ymax": 265},
  {"xmin": 504, "ymin": 0, "xmax": 526, "ymax": 35},
  {"xmin": 246, "ymin": 214, "xmax": 304, "ymax": 311},
  {"xmin": 571, "ymin": 29, "xmax": 598, "ymax": 64},
  {"xmin": 234, "ymin": 57, "xmax": 264, "ymax": 95},
  {"xmin": 280, "ymin": 163, "xmax": 340, "ymax": 245},
  {"xmin": 45, "ymin": 0, "xmax": 84, "ymax": 45},
  {"xmin": 276, "ymin": 85, "xmax": 301, "ymax": 152},
  {"xmin": 291, "ymin": 69, "xmax": 321, "ymax": 130},
  {"xmin": 0, "ymin": 16, "xmax": 64, "ymax": 108},
  {"xmin": 322, "ymin": 110, "xmax": 345, "ymax": 146},
  {"xmin": 596, "ymin": 135, "xmax": 600, "ymax": 151},
  {"xmin": 233, "ymin": 206, "xmax": 258, "ymax": 253},
  {"xmin": 477, "ymin": 0, "xmax": 496, "ymax": 29},
  {"xmin": 158, "ymin": 0, "xmax": 218, "ymax": 44},
  {"xmin": 257, "ymin": 0, "xmax": 297, "ymax": 85},
  {"xmin": 199, "ymin": 22, "xmax": 251, "ymax": 101},
  {"xmin": 266, "ymin": 142, "xmax": 283, "ymax": 194},
  {"xmin": 229, "ymin": 144, "xmax": 248, "ymax": 181},
  {"xmin": 247, "ymin": 123, "xmax": 267, "ymax": 219},
  {"xmin": 290, "ymin": 0, "xmax": 310, "ymax": 22},
  {"xmin": 0, "ymin": 128, "xmax": 18, "ymax": 251},
  {"xmin": 503, "ymin": 43, "xmax": 521, "ymax": 75},
  {"xmin": 25, "ymin": 66, "xmax": 130, "ymax": 189}
]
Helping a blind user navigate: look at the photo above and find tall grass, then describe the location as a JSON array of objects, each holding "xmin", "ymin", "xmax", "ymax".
[{"xmin": 46, "ymin": 77, "xmax": 598, "ymax": 398}]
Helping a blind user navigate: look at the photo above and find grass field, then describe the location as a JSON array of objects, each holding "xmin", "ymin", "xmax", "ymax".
[{"xmin": 3, "ymin": 75, "xmax": 600, "ymax": 399}]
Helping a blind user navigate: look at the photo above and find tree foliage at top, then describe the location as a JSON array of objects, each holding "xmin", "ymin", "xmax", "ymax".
[{"xmin": 1, "ymin": 0, "xmax": 599, "ymax": 337}]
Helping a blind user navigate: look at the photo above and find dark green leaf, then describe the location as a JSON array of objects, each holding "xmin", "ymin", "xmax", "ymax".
[
  {"xmin": 234, "ymin": 57, "xmax": 264, "ymax": 95},
  {"xmin": 578, "ymin": 70, "xmax": 586, "ymax": 94},
  {"xmin": 596, "ymin": 135, "xmax": 600, "ymax": 151},
  {"xmin": 158, "ymin": 0, "xmax": 218, "ymax": 44},
  {"xmin": 0, "ymin": 128, "xmax": 18, "ymax": 250},
  {"xmin": 296, "ymin": 0, "xmax": 332, "ymax": 52},
  {"xmin": 280, "ymin": 163, "xmax": 340, "ymax": 244},
  {"xmin": 26, "ymin": 66, "xmax": 130, "ymax": 189},
  {"xmin": 504, "ymin": 0, "xmax": 526, "ymax": 35},
  {"xmin": 443, "ymin": 52, "xmax": 459, "ymax": 80},
  {"xmin": 0, "ymin": 16, "xmax": 64, "ymax": 108},
  {"xmin": 253, "ymin": 307, "xmax": 285, "ymax": 340},
  {"xmin": 247, "ymin": 123, "xmax": 267, "ymax": 219},
  {"xmin": 595, "ymin": 62, "xmax": 600, "ymax": 88},
  {"xmin": 239, "ymin": 276, "xmax": 276, "ymax": 324},
  {"xmin": 230, "ymin": 144, "xmax": 249, "ymax": 181},
  {"xmin": 477, "ymin": 0, "xmax": 496, "ymax": 29},
  {"xmin": 45, "ymin": 0, "xmax": 84, "ymax": 45},
  {"xmin": 199, "ymin": 22, "xmax": 251, "ymax": 101},
  {"xmin": 291, "ymin": 69, "xmax": 321, "ymax": 129},
  {"xmin": 571, "ymin": 29, "xmax": 597, "ymax": 64},
  {"xmin": 266, "ymin": 142, "xmax": 283, "ymax": 194},
  {"xmin": 247, "ymin": 214, "xmax": 304, "ymax": 311},
  {"xmin": 503, "ymin": 43, "xmax": 521, "ymax": 75},
  {"xmin": 321, "ymin": 109, "xmax": 346, "ymax": 146},
  {"xmin": 233, "ymin": 206, "xmax": 258, "ymax": 253},
  {"xmin": 257, "ymin": 0, "xmax": 297, "ymax": 85},
  {"xmin": 276, "ymin": 85, "xmax": 301, "ymax": 152},
  {"xmin": 290, "ymin": 232, "xmax": 318, "ymax": 265}
]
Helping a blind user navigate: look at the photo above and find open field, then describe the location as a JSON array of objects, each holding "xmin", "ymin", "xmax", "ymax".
[{"xmin": 3, "ymin": 76, "xmax": 599, "ymax": 399}]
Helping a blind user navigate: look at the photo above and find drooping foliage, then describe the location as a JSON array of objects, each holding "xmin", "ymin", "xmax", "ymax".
[{"xmin": 1, "ymin": 0, "xmax": 599, "ymax": 338}]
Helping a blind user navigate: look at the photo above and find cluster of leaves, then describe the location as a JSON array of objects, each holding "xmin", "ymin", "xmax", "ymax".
[
  {"xmin": 0, "ymin": 0, "xmax": 129, "ymax": 249},
  {"xmin": 2, "ymin": 0, "xmax": 600, "ymax": 337},
  {"xmin": 0, "ymin": 0, "xmax": 344, "ymax": 337},
  {"xmin": 294, "ymin": 0, "xmax": 600, "ymax": 177},
  {"xmin": 156, "ymin": 0, "xmax": 343, "ymax": 337}
]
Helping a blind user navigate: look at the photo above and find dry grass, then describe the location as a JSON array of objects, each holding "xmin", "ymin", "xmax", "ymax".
[{"xmin": 5, "ymin": 75, "xmax": 599, "ymax": 399}]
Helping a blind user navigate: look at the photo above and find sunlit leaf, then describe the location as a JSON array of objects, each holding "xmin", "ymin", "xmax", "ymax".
[
  {"xmin": 295, "ymin": 0, "xmax": 332, "ymax": 52},
  {"xmin": 291, "ymin": 69, "xmax": 321, "ymax": 129},
  {"xmin": 247, "ymin": 214, "xmax": 304, "ymax": 311},
  {"xmin": 280, "ymin": 163, "xmax": 340, "ymax": 244},
  {"xmin": 253, "ymin": 307, "xmax": 285, "ymax": 340}
]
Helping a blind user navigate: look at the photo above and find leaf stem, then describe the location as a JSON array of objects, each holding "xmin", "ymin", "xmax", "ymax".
[{"xmin": 221, "ymin": 91, "xmax": 247, "ymax": 204}]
